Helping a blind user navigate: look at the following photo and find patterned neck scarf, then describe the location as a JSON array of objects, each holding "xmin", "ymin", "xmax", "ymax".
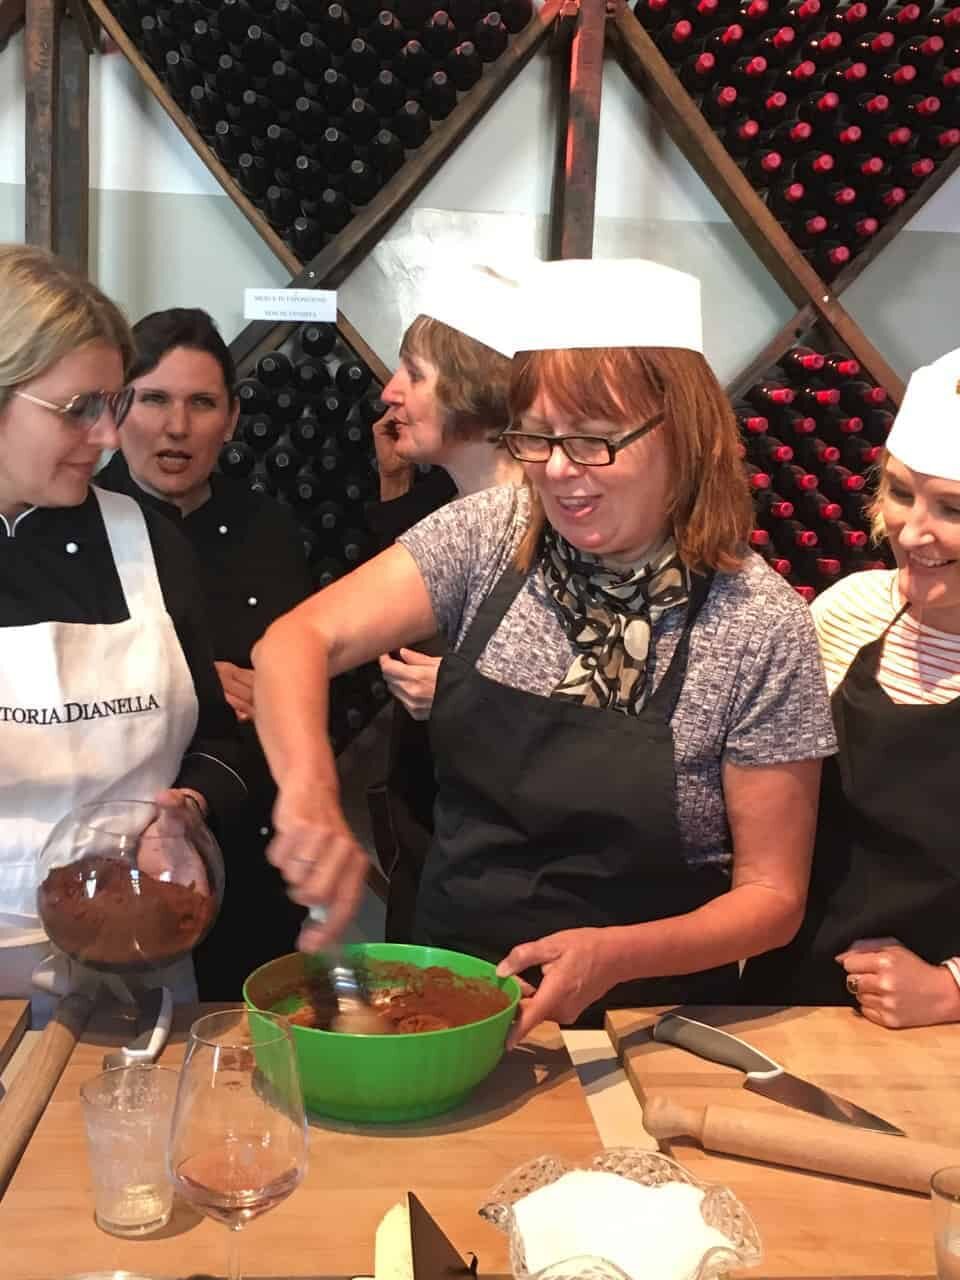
[{"xmin": 542, "ymin": 528, "xmax": 691, "ymax": 715}]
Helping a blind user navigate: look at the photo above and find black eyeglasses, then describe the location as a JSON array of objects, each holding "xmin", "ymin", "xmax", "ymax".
[
  {"xmin": 500, "ymin": 411, "xmax": 665, "ymax": 467},
  {"xmin": 13, "ymin": 387, "xmax": 135, "ymax": 429}
]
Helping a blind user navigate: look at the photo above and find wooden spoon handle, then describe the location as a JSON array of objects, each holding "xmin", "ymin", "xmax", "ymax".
[
  {"xmin": 0, "ymin": 993, "xmax": 94, "ymax": 1195},
  {"xmin": 645, "ymin": 1094, "xmax": 960, "ymax": 1195}
]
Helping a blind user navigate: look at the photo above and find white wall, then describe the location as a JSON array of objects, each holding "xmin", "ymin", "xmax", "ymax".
[{"xmin": 2, "ymin": 29, "xmax": 959, "ymax": 380}]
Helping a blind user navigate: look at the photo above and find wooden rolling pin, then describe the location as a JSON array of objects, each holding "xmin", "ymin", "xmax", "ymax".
[
  {"xmin": 0, "ymin": 992, "xmax": 94, "ymax": 1196},
  {"xmin": 645, "ymin": 1094, "xmax": 960, "ymax": 1195}
]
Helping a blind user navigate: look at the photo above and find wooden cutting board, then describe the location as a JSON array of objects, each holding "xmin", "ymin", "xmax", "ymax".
[
  {"xmin": 0, "ymin": 1002, "xmax": 29, "ymax": 1078},
  {"xmin": 0, "ymin": 1006, "xmax": 600, "ymax": 1280},
  {"xmin": 607, "ymin": 1006, "xmax": 958, "ymax": 1278}
]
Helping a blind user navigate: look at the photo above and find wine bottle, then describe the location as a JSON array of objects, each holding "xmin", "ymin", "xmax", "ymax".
[
  {"xmin": 771, "ymin": 519, "xmax": 819, "ymax": 552},
  {"xmin": 291, "ymin": 468, "xmax": 324, "ymax": 509},
  {"xmin": 320, "ymin": 69, "xmax": 354, "ymax": 115},
  {"xmin": 300, "ymin": 323, "xmax": 337, "ymax": 358},
  {"xmin": 343, "ymin": 98, "xmax": 380, "ymax": 144},
  {"xmin": 726, "ymin": 117, "xmax": 762, "ymax": 155},
  {"xmin": 138, "ymin": 15, "xmax": 168, "ymax": 70},
  {"xmin": 825, "ymin": 1, "xmax": 869, "ymax": 31},
  {"xmin": 789, "ymin": 213, "xmax": 830, "ymax": 247},
  {"xmin": 793, "ymin": 435, "xmax": 840, "ymax": 468},
  {"xmin": 343, "ymin": 464, "xmax": 377, "ymax": 502},
  {"xmin": 446, "ymin": 40, "xmax": 484, "ymax": 90},
  {"xmin": 818, "ymin": 521, "xmax": 869, "ymax": 554},
  {"xmin": 819, "ymin": 463, "xmax": 867, "ymax": 503},
  {"xmin": 819, "ymin": 59, "xmax": 869, "ymax": 92},
  {"xmin": 314, "ymin": 499, "xmax": 347, "ymax": 532},
  {"xmin": 345, "ymin": 158, "xmax": 380, "ymax": 205},
  {"xmin": 737, "ymin": 0, "xmax": 772, "ymax": 31},
  {"xmin": 776, "ymin": 463, "xmax": 820, "ymax": 496},
  {"xmin": 820, "ymin": 352, "xmax": 861, "ymax": 381},
  {"xmin": 423, "ymin": 70, "xmax": 458, "ymax": 119},
  {"xmin": 340, "ymin": 417, "xmax": 369, "ymax": 451},
  {"xmin": 370, "ymin": 128, "xmax": 405, "ymax": 179},
  {"xmin": 741, "ymin": 149, "xmax": 784, "ymax": 184},
  {"xmin": 862, "ymin": 407, "xmax": 894, "ymax": 439},
  {"xmin": 893, "ymin": 155, "xmax": 936, "ymax": 188},
  {"xmin": 748, "ymin": 434, "xmax": 795, "ymax": 465},
  {"xmin": 678, "ymin": 51, "xmax": 717, "ymax": 93},
  {"xmin": 839, "ymin": 380, "xmax": 890, "ymax": 410},
  {"xmin": 240, "ymin": 414, "xmax": 281, "ymax": 450},
  {"xmin": 237, "ymin": 151, "xmax": 271, "ymax": 196},
  {"xmin": 701, "ymin": 85, "xmax": 740, "ymax": 125},
  {"xmin": 369, "ymin": 68, "xmax": 407, "ymax": 115},
  {"xmin": 293, "ymin": 358, "xmax": 332, "ymax": 398},
  {"xmin": 290, "ymin": 416, "xmax": 326, "ymax": 457},
  {"xmin": 164, "ymin": 50, "xmax": 203, "ymax": 99},
  {"xmin": 315, "ymin": 389, "xmax": 351, "ymax": 424},
  {"xmin": 319, "ymin": 126, "xmax": 352, "ymax": 173},
  {"xmin": 424, "ymin": 9, "xmax": 459, "ymax": 55},
  {"xmin": 793, "ymin": 553, "xmax": 843, "ymax": 585},
  {"xmin": 313, "ymin": 556, "xmax": 345, "ymax": 589},
  {"xmin": 314, "ymin": 433, "xmax": 344, "ymax": 475},
  {"xmin": 264, "ymin": 442, "xmax": 305, "ymax": 491},
  {"xmin": 728, "ymin": 53, "xmax": 769, "ymax": 88},
  {"xmin": 767, "ymin": 179, "xmax": 807, "ymax": 218},
  {"xmin": 241, "ymin": 24, "xmax": 283, "ymax": 77},
  {"xmin": 851, "ymin": 30, "xmax": 897, "ymax": 60},
  {"xmin": 837, "ymin": 436, "xmax": 882, "ymax": 468},
  {"xmin": 393, "ymin": 38, "xmax": 432, "ymax": 88},
  {"xmin": 803, "ymin": 29, "xmax": 845, "ymax": 62},
  {"xmin": 273, "ymin": 389, "xmax": 300, "ymax": 424},
  {"xmin": 775, "ymin": 59, "xmax": 818, "ymax": 92},
  {"xmin": 292, "ymin": 95, "xmax": 327, "ymax": 140},
  {"xmin": 787, "ymin": 0, "xmax": 822, "ymax": 24},
  {"xmin": 216, "ymin": 0, "xmax": 256, "ymax": 42},
  {"xmin": 756, "ymin": 543, "xmax": 794, "ymax": 577},
  {"xmin": 335, "ymin": 360, "xmax": 374, "ymax": 398},
  {"xmin": 735, "ymin": 408, "xmax": 769, "ymax": 434},
  {"xmin": 290, "ymin": 216, "xmax": 323, "ymax": 260},
  {"xmin": 843, "ymin": 212, "xmax": 881, "ymax": 243},
  {"xmin": 792, "ymin": 150, "xmax": 836, "ymax": 182},
  {"xmin": 746, "ymin": 382, "xmax": 796, "ymax": 408},
  {"xmin": 267, "ymin": 61, "xmax": 307, "ymax": 112},
  {"xmin": 367, "ymin": 9, "xmax": 406, "ymax": 56},
  {"xmin": 212, "ymin": 120, "xmax": 245, "ymax": 167},
  {"xmin": 702, "ymin": 23, "xmax": 746, "ymax": 67},
  {"xmin": 273, "ymin": 0, "xmax": 309, "ymax": 47},
  {"xmin": 796, "ymin": 490, "xmax": 844, "ymax": 524},
  {"xmin": 881, "ymin": 2, "xmax": 926, "ymax": 32},
  {"xmin": 343, "ymin": 37, "xmax": 380, "ymax": 86},
  {"xmin": 899, "ymin": 33, "xmax": 946, "ymax": 67},
  {"xmin": 747, "ymin": 25, "xmax": 797, "ymax": 64},
  {"xmin": 188, "ymin": 85, "xmax": 222, "ymax": 134},
  {"xmin": 294, "ymin": 31, "xmax": 331, "ymax": 81},
  {"xmin": 267, "ymin": 184, "xmax": 300, "ymax": 232},
  {"xmin": 291, "ymin": 154, "xmax": 326, "ymax": 197},
  {"xmin": 341, "ymin": 527, "xmax": 371, "ymax": 566},
  {"xmin": 818, "ymin": 408, "xmax": 865, "ymax": 441},
  {"xmin": 393, "ymin": 99, "xmax": 432, "ymax": 146},
  {"xmin": 755, "ymin": 489, "xmax": 796, "ymax": 519},
  {"xmin": 920, "ymin": 127, "xmax": 960, "ymax": 162},
  {"xmin": 219, "ymin": 440, "xmax": 256, "ymax": 476},
  {"xmin": 256, "ymin": 352, "xmax": 293, "ymax": 388},
  {"xmin": 813, "ymin": 241, "xmax": 852, "ymax": 274},
  {"xmin": 796, "ymin": 90, "xmax": 842, "ymax": 125},
  {"xmin": 775, "ymin": 408, "xmax": 818, "ymax": 438},
  {"xmin": 779, "ymin": 347, "xmax": 825, "ymax": 375},
  {"xmin": 236, "ymin": 88, "xmax": 273, "ymax": 134},
  {"xmin": 633, "ymin": 0, "xmax": 677, "ymax": 32},
  {"xmin": 317, "ymin": 2, "xmax": 353, "ymax": 53}
]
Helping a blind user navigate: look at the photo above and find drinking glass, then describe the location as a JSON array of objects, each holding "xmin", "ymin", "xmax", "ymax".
[
  {"xmin": 168, "ymin": 1009, "xmax": 308, "ymax": 1280},
  {"xmin": 932, "ymin": 1167, "xmax": 960, "ymax": 1280}
]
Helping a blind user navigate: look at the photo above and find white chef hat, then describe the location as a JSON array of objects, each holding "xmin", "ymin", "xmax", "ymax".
[
  {"xmin": 510, "ymin": 258, "xmax": 704, "ymax": 354},
  {"xmin": 885, "ymin": 347, "xmax": 960, "ymax": 481},
  {"xmin": 411, "ymin": 261, "xmax": 525, "ymax": 358}
]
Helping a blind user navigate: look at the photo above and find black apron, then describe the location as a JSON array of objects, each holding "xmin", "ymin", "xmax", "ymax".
[
  {"xmin": 415, "ymin": 564, "xmax": 738, "ymax": 1021},
  {"xmin": 741, "ymin": 603, "xmax": 960, "ymax": 1005}
]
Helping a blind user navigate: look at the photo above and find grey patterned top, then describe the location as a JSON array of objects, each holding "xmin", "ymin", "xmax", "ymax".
[{"xmin": 399, "ymin": 485, "xmax": 837, "ymax": 870}]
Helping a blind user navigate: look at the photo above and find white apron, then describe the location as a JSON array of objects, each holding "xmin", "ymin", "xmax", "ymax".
[{"xmin": 0, "ymin": 488, "xmax": 200, "ymax": 1005}]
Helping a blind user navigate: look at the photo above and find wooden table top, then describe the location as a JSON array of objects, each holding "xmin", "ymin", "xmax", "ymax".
[
  {"xmin": 0, "ymin": 1004, "xmax": 600, "ymax": 1280},
  {"xmin": 0, "ymin": 1001, "xmax": 29, "ymax": 1080},
  {"xmin": 607, "ymin": 1006, "xmax": 956, "ymax": 1279}
]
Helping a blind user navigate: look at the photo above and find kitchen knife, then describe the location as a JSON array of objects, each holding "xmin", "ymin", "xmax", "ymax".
[{"xmin": 653, "ymin": 1013, "xmax": 905, "ymax": 1137}]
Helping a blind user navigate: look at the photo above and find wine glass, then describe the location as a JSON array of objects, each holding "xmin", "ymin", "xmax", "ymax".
[{"xmin": 168, "ymin": 1009, "xmax": 308, "ymax": 1280}]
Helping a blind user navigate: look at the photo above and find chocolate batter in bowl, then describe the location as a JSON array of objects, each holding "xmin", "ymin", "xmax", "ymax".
[{"xmin": 243, "ymin": 944, "xmax": 522, "ymax": 1122}]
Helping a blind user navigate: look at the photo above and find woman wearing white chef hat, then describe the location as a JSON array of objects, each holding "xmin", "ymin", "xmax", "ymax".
[
  {"xmin": 253, "ymin": 258, "xmax": 836, "ymax": 1039},
  {"xmin": 743, "ymin": 347, "xmax": 960, "ymax": 1026}
]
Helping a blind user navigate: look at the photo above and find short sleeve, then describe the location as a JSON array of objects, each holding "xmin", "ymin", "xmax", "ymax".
[
  {"xmin": 724, "ymin": 599, "xmax": 837, "ymax": 767},
  {"xmin": 398, "ymin": 485, "xmax": 527, "ymax": 643}
]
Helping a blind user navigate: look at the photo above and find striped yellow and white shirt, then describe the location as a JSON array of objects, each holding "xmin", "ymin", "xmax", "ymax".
[{"xmin": 812, "ymin": 568, "xmax": 960, "ymax": 705}]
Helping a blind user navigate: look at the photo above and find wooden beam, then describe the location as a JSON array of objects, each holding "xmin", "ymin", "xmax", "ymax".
[
  {"xmin": 64, "ymin": 0, "xmax": 95, "ymax": 53},
  {"xmin": 609, "ymin": 9, "xmax": 905, "ymax": 401},
  {"xmin": 23, "ymin": 0, "xmax": 59, "ymax": 251},
  {"xmin": 228, "ymin": 0, "xmax": 561, "ymax": 371},
  {"xmin": 0, "ymin": 0, "xmax": 25, "ymax": 49},
  {"xmin": 551, "ymin": 0, "xmax": 605, "ymax": 260},
  {"xmin": 52, "ymin": 10, "xmax": 90, "ymax": 274}
]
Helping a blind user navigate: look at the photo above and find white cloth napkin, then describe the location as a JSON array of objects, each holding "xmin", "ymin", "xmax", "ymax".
[{"xmin": 512, "ymin": 1170, "xmax": 732, "ymax": 1280}]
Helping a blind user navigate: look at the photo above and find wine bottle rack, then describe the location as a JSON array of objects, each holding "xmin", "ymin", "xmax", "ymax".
[{"xmin": 629, "ymin": 0, "xmax": 959, "ymax": 284}]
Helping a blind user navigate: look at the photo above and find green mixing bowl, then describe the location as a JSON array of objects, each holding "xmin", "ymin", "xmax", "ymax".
[{"xmin": 243, "ymin": 942, "xmax": 521, "ymax": 1123}]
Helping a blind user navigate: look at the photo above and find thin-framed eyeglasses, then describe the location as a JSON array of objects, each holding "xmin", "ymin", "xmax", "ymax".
[
  {"xmin": 13, "ymin": 387, "xmax": 134, "ymax": 429},
  {"xmin": 500, "ymin": 411, "xmax": 665, "ymax": 466}
]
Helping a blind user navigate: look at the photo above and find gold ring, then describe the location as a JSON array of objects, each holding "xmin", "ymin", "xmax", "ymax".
[{"xmin": 846, "ymin": 974, "xmax": 860, "ymax": 996}]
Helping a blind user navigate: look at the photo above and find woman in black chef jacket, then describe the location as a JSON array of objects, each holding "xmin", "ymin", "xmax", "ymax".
[
  {"xmin": 97, "ymin": 307, "xmax": 312, "ymax": 997},
  {"xmin": 364, "ymin": 266, "xmax": 522, "ymax": 941},
  {"xmin": 742, "ymin": 347, "xmax": 960, "ymax": 1028},
  {"xmin": 253, "ymin": 258, "xmax": 838, "ymax": 1042},
  {"xmin": 0, "ymin": 245, "xmax": 246, "ymax": 1009}
]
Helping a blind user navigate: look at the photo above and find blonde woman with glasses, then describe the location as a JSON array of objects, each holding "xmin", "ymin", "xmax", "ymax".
[{"xmin": 0, "ymin": 245, "xmax": 245, "ymax": 1014}]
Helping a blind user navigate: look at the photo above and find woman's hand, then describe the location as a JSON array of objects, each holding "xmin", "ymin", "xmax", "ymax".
[
  {"xmin": 215, "ymin": 661, "xmax": 255, "ymax": 722},
  {"xmin": 379, "ymin": 648, "xmax": 442, "ymax": 720},
  {"xmin": 268, "ymin": 786, "xmax": 369, "ymax": 949},
  {"xmin": 139, "ymin": 788, "xmax": 211, "ymax": 894},
  {"xmin": 837, "ymin": 937, "xmax": 960, "ymax": 1028},
  {"xmin": 372, "ymin": 409, "xmax": 413, "ymax": 501},
  {"xmin": 496, "ymin": 928, "xmax": 623, "ymax": 1049}
]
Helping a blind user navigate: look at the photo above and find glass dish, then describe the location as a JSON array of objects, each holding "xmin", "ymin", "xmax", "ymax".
[{"xmin": 479, "ymin": 1148, "xmax": 762, "ymax": 1280}]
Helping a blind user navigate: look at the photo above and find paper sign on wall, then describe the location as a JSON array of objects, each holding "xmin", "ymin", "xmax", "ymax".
[{"xmin": 243, "ymin": 289, "xmax": 337, "ymax": 323}]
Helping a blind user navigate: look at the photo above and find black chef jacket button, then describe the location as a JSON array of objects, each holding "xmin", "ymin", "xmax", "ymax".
[
  {"xmin": 65, "ymin": 541, "xmax": 79, "ymax": 555},
  {"xmin": 247, "ymin": 596, "xmax": 258, "ymax": 606},
  {"xmin": 218, "ymin": 524, "xmax": 228, "ymax": 535}
]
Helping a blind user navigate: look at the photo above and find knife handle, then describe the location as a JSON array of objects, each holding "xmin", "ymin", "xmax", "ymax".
[{"xmin": 653, "ymin": 1014, "xmax": 781, "ymax": 1076}]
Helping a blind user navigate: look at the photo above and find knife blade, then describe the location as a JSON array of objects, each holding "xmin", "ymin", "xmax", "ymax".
[{"xmin": 652, "ymin": 1013, "xmax": 905, "ymax": 1137}]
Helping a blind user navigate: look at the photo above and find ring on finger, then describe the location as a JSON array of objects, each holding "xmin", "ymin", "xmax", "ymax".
[{"xmin": 846, "ymin": 973, "xmax": 860, "ymax": 996}]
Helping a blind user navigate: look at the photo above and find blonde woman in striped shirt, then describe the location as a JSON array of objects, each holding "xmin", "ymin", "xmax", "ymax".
[{"xmin": 743, "ymin": 348, "xmax": 960, "ymax": 1028}]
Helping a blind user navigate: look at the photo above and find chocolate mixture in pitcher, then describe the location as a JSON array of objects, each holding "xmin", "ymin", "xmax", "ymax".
[
  {"xmin": 38, "ymin": 854, "xmax": 217, "ymax": 970},
  {"xmin": 284, "ymin": 960, "xmax": 511, "ymax": 1033}
]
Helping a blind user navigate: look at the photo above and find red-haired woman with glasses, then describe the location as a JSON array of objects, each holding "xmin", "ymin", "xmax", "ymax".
[
  {"xmin": 0, "ymin": 245, "xmax": 245, "ymax": 1015},
  {"xmin": 253, "ymin": 259, "xmax": 836, "ymax": 1039}
]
